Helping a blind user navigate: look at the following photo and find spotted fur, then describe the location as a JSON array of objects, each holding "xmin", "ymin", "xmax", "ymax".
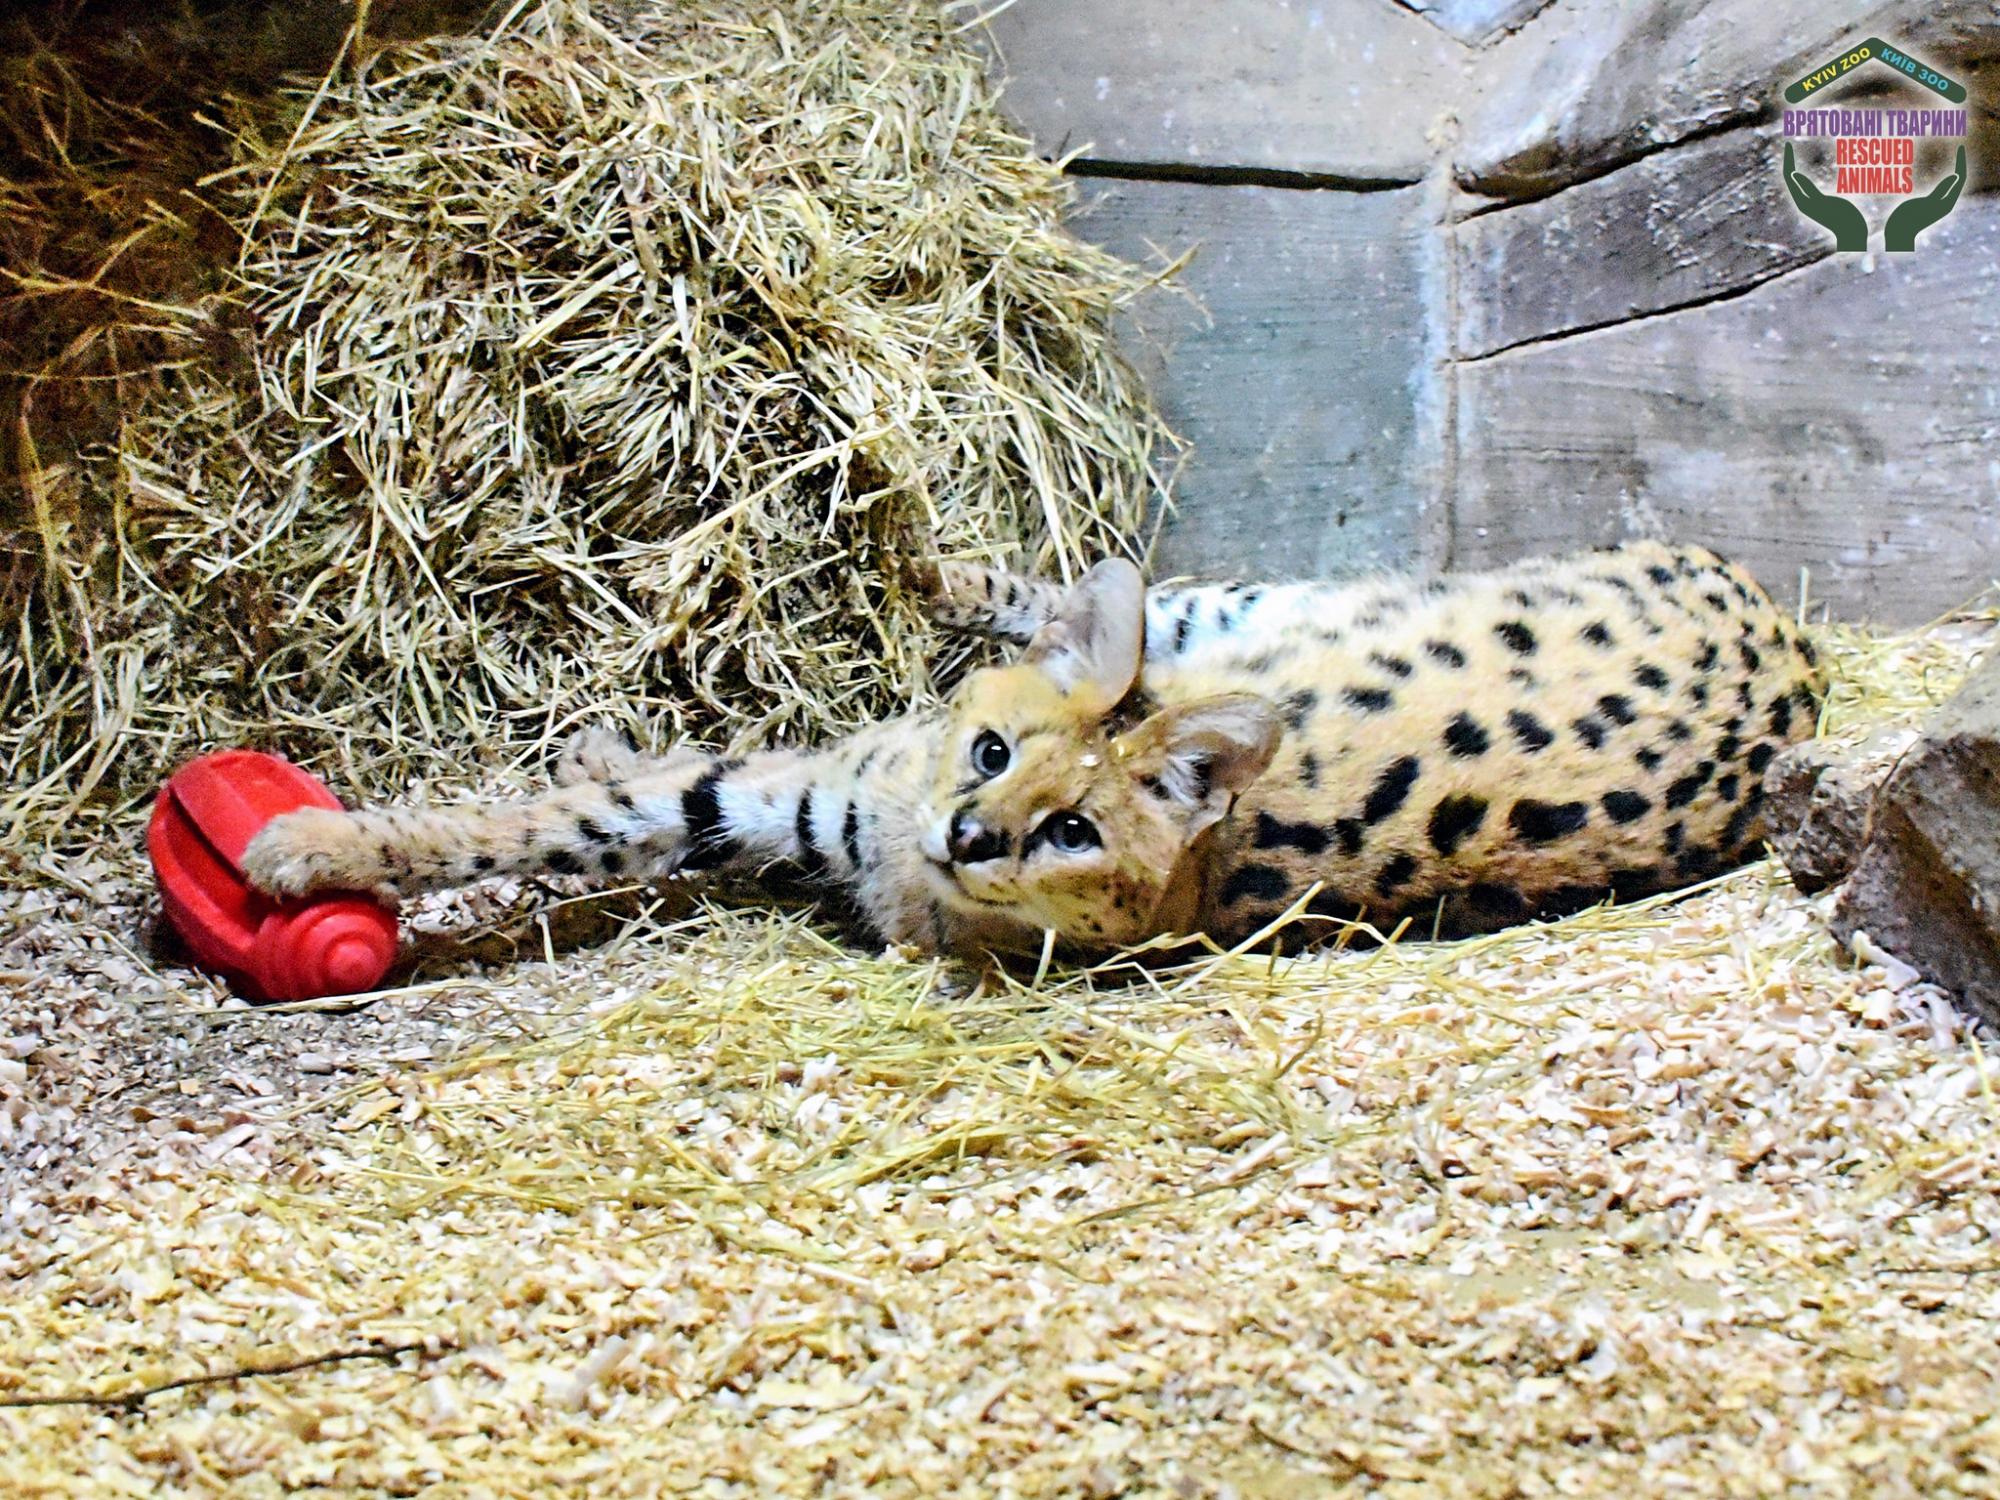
[{"xmin": 242, "ymin": 543, "xmax": 1824, "ymax": 959}]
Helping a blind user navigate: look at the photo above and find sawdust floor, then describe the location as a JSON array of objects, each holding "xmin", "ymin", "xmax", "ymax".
[{"xmin": 6, "ymin": 627, "xmax": 2000, "ymax": 1497}]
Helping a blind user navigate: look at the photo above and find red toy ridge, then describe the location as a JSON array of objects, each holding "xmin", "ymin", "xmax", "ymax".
[{"xmin": 148, "ymin": 750, "xmax": 399, "ymax": 1003}]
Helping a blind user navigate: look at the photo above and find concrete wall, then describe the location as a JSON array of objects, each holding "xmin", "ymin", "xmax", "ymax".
[{"xmin": 979, "ymin": 0, "xmax": 2000, "ymax": 624}]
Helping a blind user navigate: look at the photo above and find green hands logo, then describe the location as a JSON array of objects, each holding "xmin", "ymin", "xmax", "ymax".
[
  {"xmin": 1782, "ymin": 142, "xmax": 1868, "ymax": 250},
  {"xmin": 1784, "ymin": 142, "xmax": 1966, "ymax": 252},
  {"xmin": 1885, "ymin": 144, "xmax": 1966, "ymax": 250},
  {"xmin": 1780, "ymin": 40, "xmax": 1970, "ymax": 253}
]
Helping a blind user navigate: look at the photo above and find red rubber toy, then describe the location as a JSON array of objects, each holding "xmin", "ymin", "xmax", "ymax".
[{"xmin": 148, "ymin": 750, "xmax": 399, "ymax": 1003}]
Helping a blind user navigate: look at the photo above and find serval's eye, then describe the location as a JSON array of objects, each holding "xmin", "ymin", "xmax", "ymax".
[
  {"xmin": 971, "ymin": 730, "xmax": 1011, "ymax": 779},
  {"xmin": 1042, "ymin": 811, "xmax": 1100, "ymax": 854}
]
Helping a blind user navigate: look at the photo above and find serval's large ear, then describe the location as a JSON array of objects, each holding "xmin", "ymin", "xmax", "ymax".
[
  {"xmin": 1115, "ymin": 694, "xmax": 1281, "ymax": 834},
  {"xmin": 1022, "ymin": 558, "xmax": 1144, "ymax": 711}
]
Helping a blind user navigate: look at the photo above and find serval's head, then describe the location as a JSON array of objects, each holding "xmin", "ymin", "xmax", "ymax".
[{"xmin": 922, "ymin": 559, "xmax": 1280, "ymax": 952}]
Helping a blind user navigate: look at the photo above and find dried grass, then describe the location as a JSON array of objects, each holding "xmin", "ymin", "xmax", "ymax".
[{"xmin": 1, "ymin": 0, "xmax": 1174, "ymax": 858}]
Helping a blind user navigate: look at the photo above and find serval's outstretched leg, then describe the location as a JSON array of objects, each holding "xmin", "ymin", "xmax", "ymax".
[{"xmin": 242, "ymin": 719, "xmax": 941, "ymax": 938}]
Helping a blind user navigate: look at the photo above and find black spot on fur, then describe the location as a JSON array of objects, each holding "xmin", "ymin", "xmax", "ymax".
[
  {"xmin": 1675, "ymin": 843, "xmax": 1722, "ymax": 879},
  {"xmin": 1598, "ymin": 693, "xmax": 1637, "ymax": 726},
  {"xmin": 1468, "ymin": 883, "xmax": 1530, "ymax": 922},
  {"xmin": 1507, "ymin": 588, "xmax": 1536, "ymax": 608},
  {"xmin": 1635, "ymin": 746, "xmax": 1664, "ymax": 771},
  {"xmin": 1374, "ymin": 853, "xmax": 1418, "ymax": 897},
  {"xmin": 1425, "ymin": 639, "xmax": 1467, "ymax": 669},
  {"xmin": 1666, "ymin": 719, "xmax": 1693, "ymax": 742},
  {"xmin": 1716, "ymin": 734, "xmax": 1742, "ymax": 762},
  {"xmin": 841, "ymin": 801, "xmax": 864, "ymax": 870},
  {"xmin": 1428, "ymin": 795, "xmax": 1488, "ymax": 857},
  {"xmin": 1768, "ymin": 696, "xmax": 1794, "ymax": 737},
  {"xmin": 1689, "ymin": 683, "xmax": 1710, "ymax": 706},
  {"xmin": 1369, "ymin": 652, "xmax": 1414, "ymax": 679},
  {"xmin": 1664, "ymin": 821, "xmax": 1685, "ymax": 854},
  {"xmin": 547, "ymin": 849, "xmax": 582, "ymax": 875},
  {"xmin": 678, "ymin": 761, "xmax": 744, "ymax": 870},
  {"xmin": 1494, "ymin": 621, "xmax": 1537, "ymax": 655},
  {"xmin": 1305, "ymin": 889, "xmax": 1362, "ymax": 923},
  {"xmin": 1343, "ymin": 686, "xmax": 1393, "ymax": 713},
  {"xmin": 1665, "ymin": 760, "xmax": 1715, "ymax": 809},
  {"xmin": 1634, "ymin": 664, "xmax": 1669, "ymax": 691},
  {"xmin": 794, "ymin": 792, "xmax": 826, "ymax": 877},
  {"xmin": 1646, "ymin": 564, "xmax": 1674, "ymax": 587},
  {"xmin": 1508, "ymin": 668, "xmax": 1538, "ymax": 687},
  {"xmin": 1443, "ymin": 714, "xmax": 1490, "ymax": 758},
  {"xmin": 600, "ymin": 849, "xmax": 625, "ymax": 875},
  {"xmin": 576, "ymin": 817, "xmax": 609, "ymax": 844},
  {"xmin": 1703, "ymin": 590, "xmax": 1729, "ymax": 613},
  {"xmin": 1694, "ymin": 642, "xmax": 1719, "ymax": 672},
  {"xmin": 1722, "ymin": 788, "xmax": 1765, "ymax": 850},
  {"xmin": 1506, "ymin": 709, "xmax": 1554, "ymax": 753},
  {"xmin": 609, "ymin": 786, "xmax": 637, "ymax": 812},
  {"xmin": 1334, "ymin": 819, "xmax": 1365, "ymax": 856},
  {"xmin": 1739, "ymin": 642, "xmax": 1762, "ymax": 672},
  {"xmin": 1255, "ymin": 812, "xmax": 1332, "ymax": 856},
  {"xmin": 1280, "ymin": 690, "xmax": 1319, "ymax": 731},
  {"xmin": 1509, "ymin": 798, "xmax": 1589, "ymax": 844},
  {"xmin": 1173, "ymin": 610, "xmax": 1194, "ymax": 652},
  {"xmin": 1582, "ymin": 621, "xmax": 1613, "ymax": 648},
  {"xmin": 1716, "ymin": 773, "xmax": 1740, "ymax": 802},
  {"xmin": 1363, "ymin": 756, "xmax": 1421, "ymax": 824},
  {"xmin": 1747, "ymin": 742, "xmax": 1776, "ymax": 774},
  {"xmin": 1140, "ymin": 774, "xmax": 1171, "ymax": 801},
  {"xmin": 1221, "ymin": 863, "xmax": 1291, "ymax": 905},
  {"xmin": 1610, "ymin": 867, "xmax": 1667, "ymax": 902},
  {"xmin": 1572, "ymin": 715, "xmax": 1608, "ymax": 750},
  {"xmin": 472, "ymin": 854, "xmax": 497, "ymax": 874},
  {"xmin": 1602, "ymin": 790, "xmax": 1650, "ymax": 824},
  {"xmin": 1799, "ymin": 637, "xmax": 1819, "ymax": 667},
  {"xmin": 1299, "ymin": 752, "xmax": 1321, "ymax": 790}
]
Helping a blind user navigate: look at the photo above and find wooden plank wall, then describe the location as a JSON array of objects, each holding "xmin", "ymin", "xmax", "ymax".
[{"xmin": 978, "ymin": 0, "xmax": 2000, "ymax": 624}]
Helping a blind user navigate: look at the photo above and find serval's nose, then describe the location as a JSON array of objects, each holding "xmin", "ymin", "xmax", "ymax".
[{"xmin": 948, "ymin": 808, "xmax": 1007, "ymax": 865}]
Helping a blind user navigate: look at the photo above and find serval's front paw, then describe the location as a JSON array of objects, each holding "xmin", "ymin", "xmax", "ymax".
[
  {"xmin": 555, "ymin": 725, "xmax": 702, "ymax": 787},
  {"xmin": 926, "ymin": 559, "xmax": 987, "ymax": 629},
  {"xmin": 241, "ymin": 808, "xmax": 395, "ymax": 902}
]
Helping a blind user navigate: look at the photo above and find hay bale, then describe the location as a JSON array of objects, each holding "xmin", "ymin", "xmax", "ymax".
[{"xmin": 2, "ymin": 0, "xmax": 1172, "ymax": 851}]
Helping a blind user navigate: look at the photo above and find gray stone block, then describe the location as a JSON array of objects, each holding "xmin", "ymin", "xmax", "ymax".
[
  {"xmin": 1455, "ymin": 123, "xmax": 1829, "ymax": 359},
  {"xmin": 1831, "ymin": 649, "xmax": 2000, "ymax": 1029},
  {"xmin": 977, "ymin": 0, "xmax": 1466, "ymax": 181},
  {"xmin": 1451, "ymin": 197, "xmax": 2000, "ymax": 626},
  {"xmin": 1763, "ymin": 728, "xmax": 1920, "ymax": 894},
  {"xmin": 1067, "ymin": 178, "xmax": 1439, "ymax": 583},
  {"xmin": 1459, "ymin": 0, "xmax": 2000, "ymax": 199},
  {"xmin": 1396, "ymin": 0, "xmax": 1555, "ymax": 46}
]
